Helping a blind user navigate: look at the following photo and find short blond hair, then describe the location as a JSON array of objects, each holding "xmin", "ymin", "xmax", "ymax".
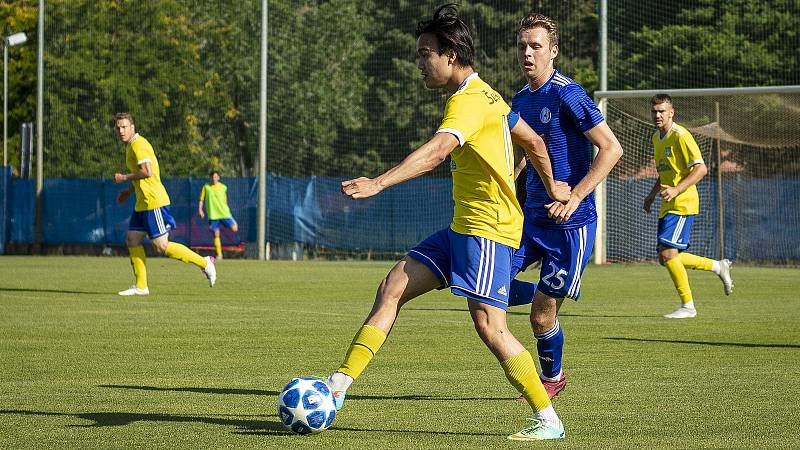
[
  {"xmin": 518, "ymin": 13, "xmax": 559, "ymax": 49},
  {"xmin": 114, "ymin": 112, "xmax": 134, "ymax": 125}
]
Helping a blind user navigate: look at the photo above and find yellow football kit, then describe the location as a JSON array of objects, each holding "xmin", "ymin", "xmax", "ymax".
[
  {"xmin": 437, "ymin": 73, "xmax": 523, "ymax": 248},
  {"xmin": 652, "ymin": 123, "xmax": 704, "ymax": 218},
  {"xmin": 126, "ymin": 134, "xmax": 170, "ymax": 212}
]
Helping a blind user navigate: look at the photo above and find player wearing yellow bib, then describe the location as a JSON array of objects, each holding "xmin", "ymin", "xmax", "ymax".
[
  {"xmin": 324, "ymin": 4, "xmax": 571, "ymax": 441},
  {"xmin": 643, "ymin": 95, "xmax": 733, "ymax": 319},
  {"xmin": 112, "ymin": 112, "xmax": 217, "ymax": 296},
  {"xmin": 198, "ymin": 171, "xmax": 239, "ymax": 259}
]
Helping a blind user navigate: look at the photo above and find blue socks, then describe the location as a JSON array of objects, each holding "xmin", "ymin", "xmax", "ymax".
[{"xmin": 535, "ymin": 319, "xmax": 563, "ymax": 379}]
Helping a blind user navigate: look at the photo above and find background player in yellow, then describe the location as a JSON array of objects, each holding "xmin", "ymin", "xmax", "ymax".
[
  {"xmin": 112, "ymin": 112, "xmax": 217, "ymax": 295},
  {"xmin": 324, "ymin": 4, "xmax": 571, "ymax": 441},
  {"xmin": 643, "ymin": 95, "xmax": 733, "ymax": 318},
  {"xmin": 198, "ymin": 171, "xmax": 239, "ymax": 259}
]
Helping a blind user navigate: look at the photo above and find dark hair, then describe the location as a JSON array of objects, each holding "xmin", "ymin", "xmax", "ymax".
[
  {"xmin": 415, "ymin": 3, "xmax": 475, "ymax": 68},
  {"xmin": 518, "ymin": 13, "xmax": 559, "ymax": 49},
  {"xmin": 210, "ymin": 170, "xmax": 220, "ymax": 177},
  {"xmin": 651, "ymin": 93, "xmax": 673, "ymax": 106},
  {"xmin": 114, "ymin": 112, "xmax": 134, "ymax": 125}
]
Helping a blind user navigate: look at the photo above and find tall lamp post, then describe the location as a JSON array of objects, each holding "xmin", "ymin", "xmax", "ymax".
[{"xmin": 3, "ymin": 31, "xmax": 28, "ymax": 167}]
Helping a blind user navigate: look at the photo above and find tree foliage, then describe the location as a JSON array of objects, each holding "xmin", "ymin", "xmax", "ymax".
[{"xmin": 0, "ymin": 0, "xmax": 797, "ymax": 178}]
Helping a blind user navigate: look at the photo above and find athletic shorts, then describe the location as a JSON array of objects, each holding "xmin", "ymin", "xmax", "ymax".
[
  {"xmin": 128, "ymin": 206, "xmax": 177, "ymax": 239},
  {"xmin": 408, "ymin": 227, "xmax": 514, "ymax": 310},
  {"xmin": 511, "ymin": 220, "xmax": 596, "ymax": 301},
  {"xmin": 657, "ymin": 213, "xmax": 695, "ymax": 250},
  {"xmin": 209, "ymin": 217, "xmax": 237, "ymax": 232}
]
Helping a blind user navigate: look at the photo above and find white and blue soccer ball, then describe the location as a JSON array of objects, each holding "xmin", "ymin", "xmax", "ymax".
[{"xmin": 277, "ymin": 377, "xmax": 336, "ymax": 435}]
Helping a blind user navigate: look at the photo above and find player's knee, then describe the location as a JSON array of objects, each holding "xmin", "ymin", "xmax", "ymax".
[
  {"xmin": 231, "ymin": 224, "xmax": 239, "ymax": 233},
  {"xmin": 152, "ymin": 241, "xmax": 168, "ymax": 255},
  {"xmin": 531, "ymin": 310, "xmax": 556, "ymax": 334},
  {"xmin": 375, "ymin": 277, "xmax": 402, "ymax": 306},
  {"xmin": 658, "ymin": 252, "xmax": 674, "ymax": 265}
]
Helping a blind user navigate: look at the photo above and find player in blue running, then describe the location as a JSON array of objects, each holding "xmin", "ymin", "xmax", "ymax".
[
  {"xmin": 326, "ymin": 4, "xmax": 570, "ymax": 441},
  {"xmin": 505, "ymin": 14, "xmax": 623, "ymax": 405}
]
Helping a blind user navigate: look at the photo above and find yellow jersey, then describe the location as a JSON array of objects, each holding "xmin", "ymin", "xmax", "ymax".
[
  {"xmin": 437, "ymin": 73, "xmax": 523, "ymax": 248},
  {"xmin": 125, "ymin": 134, "xmax": 170, "ymax": 212},
  {"xmin": 652, "ymin": 123, "xmax": 704, "ymax": 217}
]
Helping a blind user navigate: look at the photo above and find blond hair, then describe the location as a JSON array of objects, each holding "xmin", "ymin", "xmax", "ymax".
[{"xmin": 518, "ymin": 14, "xmax": 559, "ymax": 49}]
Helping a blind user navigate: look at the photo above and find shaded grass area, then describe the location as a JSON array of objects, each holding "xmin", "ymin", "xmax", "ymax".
[{"xmin": 1, "ymin": 256, "xmax": 798, "ymax": 449}]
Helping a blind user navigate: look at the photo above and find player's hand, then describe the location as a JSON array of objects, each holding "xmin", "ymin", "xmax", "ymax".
[
  {"xmin": 546, "ymin": 194, "xmax": 581, "ymax": 224},
  {"xmin": 341, "ymin": 177, "xmax": 382, "ymax": 199},
  {"xmin": 198, "ymin": 209, "xmax": 205, "ymax": 219},
  {"xmin": 113, "ymin": 173, "xmax": 126, "ymax": 184},
  {"xmin": 117, "ymin": 189, "xmax": 132, "ymax": 205},
  {"xmin": 659, "ymin": 184, "xmax": 680, "ymax": 202},
  {"xmin": 547, "ymin": 181, "xmax": 571, "ymax": 203},
  {"xmin": 643, "ymin": 195, "xmax": 656, "ymax": 213}
]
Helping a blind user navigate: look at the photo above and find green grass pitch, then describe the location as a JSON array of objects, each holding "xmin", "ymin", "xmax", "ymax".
[{"xmin": 1, "ymin": 256, "xmax": 799, "ymax": 449}]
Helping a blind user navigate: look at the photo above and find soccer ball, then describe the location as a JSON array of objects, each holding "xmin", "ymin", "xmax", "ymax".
[{"xmin": 277, "ymin": 377, "xmax": 337, "ymax": 435}]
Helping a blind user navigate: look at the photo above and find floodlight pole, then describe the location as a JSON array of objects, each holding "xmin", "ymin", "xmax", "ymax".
[
  {"xmin": 2, "ymin": 32, "xmax": 28, "ymax": 167},
  {"xmin": 594, "ymin": 0, "xmax": 608, "ymax": 264},
  {"xmin": 257, "ymin": 0, "xmax": 268, "ymax": 260}
]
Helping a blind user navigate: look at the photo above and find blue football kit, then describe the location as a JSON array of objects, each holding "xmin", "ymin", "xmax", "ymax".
[{"xmin": 508, "ymin": 70, "xmax": 604, "ymax": 303}]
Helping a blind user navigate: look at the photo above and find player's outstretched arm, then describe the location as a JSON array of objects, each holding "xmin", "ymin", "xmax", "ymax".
[
  {"xmin": 341, "ymin": 132, "xmax": 458, "ymax": 200},
  {"xmin": 660, "ymin": 163, "xmax": 707, "ymax": 202},
  {"xmin": 510, "ymin": 117, "xmax": 569, "ymax": 202},
  {"xmin": 546, "ymin": 121, "xmax": 623, "ymax": 224},
  {"xmin": 113, "ymin": 161, "xmax": 153, "ymax": 184}
]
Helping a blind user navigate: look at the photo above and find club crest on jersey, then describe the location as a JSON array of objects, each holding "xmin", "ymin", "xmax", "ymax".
[
  {"xmin": 664, "ymin": 147, "xmax": 672, "ymax": 156},
  {"xmin": 540, "ymin": 107, "xmax": 552, "ymax": 124}
]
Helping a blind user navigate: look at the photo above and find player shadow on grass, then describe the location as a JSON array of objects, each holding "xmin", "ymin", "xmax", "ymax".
[
  {"xmin": 0, "ymin": 287, "xmax": 110, "ymax": 295},
  {"xmin": 0, "ymin": 409, "xmax": 505, "ymax": 437},
  {"xmin": 405, "ymin": 306, "xmax": 653, "ymax": 318},
  {"xmin": 0, "ymin": 409, "xmax": 287, "ymax": 434},
  {"xmin": 605, "ymin": 337, "xmax": 800, "ymax": 349},
  {"xmin": 99, "ymin": 384, "xmax": 514, "ymax": 402}
]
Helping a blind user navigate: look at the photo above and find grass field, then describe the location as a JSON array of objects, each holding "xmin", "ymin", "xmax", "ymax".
[{"xmin": 1, "ymin": 256, "xmax": 799, "ymax": 449}]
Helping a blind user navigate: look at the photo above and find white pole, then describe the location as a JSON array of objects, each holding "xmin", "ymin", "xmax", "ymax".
[
  {"xmin": 257, "ymin": 0, "xmax": 268, "ymax": 260},
  {"xmin": 594, "ymin": 0, "xmax": 608, "ymax": 265},
  {"xmin": 36, "ymin": 0, "xmax": 44, "ymax": 245},
  {"xmin": 3, "ymin": 43, "xmax": 7, "ymax": 167}
]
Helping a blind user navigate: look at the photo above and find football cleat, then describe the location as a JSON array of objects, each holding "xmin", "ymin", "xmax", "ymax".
[
  {"xmin": 331, "ymin": 390, "xmax": 346, "ymax": 411},
  {"xmin": 508, "ymin": 417, "xmax": 565, "ymax": 441},
  {"xmin": 202, "ymin": 256, "xmax": 217, "ymax": 287},
  {"xmin": 516, "ymin": 372, "xmax": 567, "ymax": 402},
  {"xmin": 118, "ymin": 286, "xmax": 149, "ymax": 296},
  {"xmin": 718, "ymin": 259, "xmax": 733, "ymax": 295},
  {"xmin": 663, "ymin": 306, "xmax": 697, "ymax": 319}
]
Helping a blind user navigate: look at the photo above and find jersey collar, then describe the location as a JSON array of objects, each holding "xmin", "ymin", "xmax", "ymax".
[
  {"xmin": 455, "ymin": 72, "xmax": 480, "ymax": 94},
  {"xmin": 527, "ymin": 69, "xmax": 558, "ymax": 94},
  {"xmin": 658, "ymin": 123, "xmax": 675, "ymax": 141}
]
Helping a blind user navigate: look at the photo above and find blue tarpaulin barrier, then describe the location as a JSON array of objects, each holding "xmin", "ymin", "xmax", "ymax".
[{"xmin": 1, "ymin": 170, "xmax": 798, "ymax": 262}]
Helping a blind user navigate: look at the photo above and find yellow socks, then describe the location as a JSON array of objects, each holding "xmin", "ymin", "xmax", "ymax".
[
  {"xmin": 128, "ymin": 246, "xmax": 148, "ymax": 289},
  {"xmin": 664, "ymin": 257, "xmax": 693, "ymax": 304},
  {"xmin": 501, "ymin": 350, "xmax": 551, "ymax": 412},
  {"xmin": 337, "ymin": 325, "xmax": 387, "ymax": 380},
  {"xmin": 164, "ymin": 242, "xmax": 207, "ymax": 269},
  {"xmin": 679, "ymin": 252, "xmax": 713, "ymax": 271},
  {"xmin": 214, "ymin": 237, "xmax": 222, "ymax": 258}
]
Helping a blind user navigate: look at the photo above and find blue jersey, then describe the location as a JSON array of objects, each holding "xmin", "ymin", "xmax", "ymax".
[{"xmin": 510, "ymin": 70, "xmax": 604, "ymax": 229}]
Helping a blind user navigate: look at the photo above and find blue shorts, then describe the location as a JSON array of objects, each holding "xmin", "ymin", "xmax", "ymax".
[
  {"xmin": 658, "ymin": 214, "xmax": 695, "ymax": 250},
  {"xmin": 408, "ymin": 228, "xmax": 514, "ymax": 310},
  {"xmin": 511, "ymin": 220, "xmax": 596, "ymax": 300},
  {"xmin": 209, "ymin": 217, "xmax": 237, "ymax": 232},
  {"xmin": 128, "ymin": 206, "xmax": 177, "ymax": 239}
]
